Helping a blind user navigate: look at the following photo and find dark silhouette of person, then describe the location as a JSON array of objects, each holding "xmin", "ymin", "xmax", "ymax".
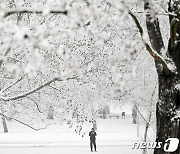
[
  {"xmin": 89, "ymin": 128, "xmax": 97, "ymax": 152},
  {"xmin": 122, "ymin": 112, "xmax": 125, "ymax": 119}
]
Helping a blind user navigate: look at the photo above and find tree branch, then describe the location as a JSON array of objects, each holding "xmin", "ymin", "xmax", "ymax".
[
  {"xmin": 2, "ymin": 8, "xmax": 68, "ymax": 17},
  {"xmin": 128, "ymin": 11, "xmax": 171, "ymax": 76},
  {"xmin": 26, "ymin": 96, "xmax": 43, "ymax": 113},
  {"xmin": 0, "ymin": 112, "xmax": 56, "ymax": 131},
  {"xmin": 0, "ymin": 76, "xmax": 23, "ymax": 93},
  {"xmin": 133, "ymin": 11, "xmax": 177, "ymax": 17},
  {"xmin": 0, "ymin": 112, "xmax": 38, "ymax": 131},
  {"xmin": 0, "ymin": 76, "xmax": 78, "ymax": 101},
  {"xmin": 49, "ymin": 85, "xmax": 80, "ymax": 104},
  {"xmin": 135, "ymin": 105, "xmax": 148, "ymax": 124}
]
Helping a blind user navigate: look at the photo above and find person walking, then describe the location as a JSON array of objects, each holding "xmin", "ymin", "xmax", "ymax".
[{"xmin": 89, "ymin": 128, "xmax": 97, "ymax": 152}]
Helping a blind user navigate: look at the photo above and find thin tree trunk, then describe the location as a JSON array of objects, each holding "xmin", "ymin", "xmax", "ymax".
[
  {"xmin": 143, "ymin": 112, "xmax": 152, "ymax": 154},
  {"xmin": 2, "ymin": 117, "xmax": 8, "ymax": 133},
  {"xmin": 47, "ymin": 106, "xmax": 54, "ymax": 119}
]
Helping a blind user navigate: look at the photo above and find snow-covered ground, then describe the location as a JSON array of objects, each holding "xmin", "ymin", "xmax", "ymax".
[
  {"xmin": 0, "ymin": 146, "xmax": 141, "ymax": 154},
  {"xmin": 0, "ymin": 115, "xmax": 153, "ymax": 154}
]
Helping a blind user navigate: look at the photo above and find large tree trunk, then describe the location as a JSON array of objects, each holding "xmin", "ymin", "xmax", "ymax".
[
  {"xmin": 144, "ymin": 1, "xmax": 180, "ymax": 153},
  {"xmin": 154, "ymin": 74, "xmax": 180, "ymax": 154}
]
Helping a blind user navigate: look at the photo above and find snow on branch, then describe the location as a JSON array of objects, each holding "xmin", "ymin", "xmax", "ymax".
[
  {"xmin": 0, "ymin": 112, "xmax": 38, "ymax": 131},
  {"xmin": 26, "ymin": 96, "xmax": 43, "ymax": 113},
  {"xmin": 129, "ymin": 11, "xmax": 171, "ymax": 76},
  {"xmin": 0, "ymin": 112, "xmax": 54, "ymax": 131},
  {"xmin": 0, "ymin": 76, "xmax": 78, "ymax": 102},
  {"xmin": 1, "ymin": 7, "xmax": 68, "ymax": 17},
  {"xmin": 134, "ymin": 11, "xmax": 177, "ymax": 17},
  {"xmin": 0, "ymin": 76, "xmax": 23, "ymax": 93}
]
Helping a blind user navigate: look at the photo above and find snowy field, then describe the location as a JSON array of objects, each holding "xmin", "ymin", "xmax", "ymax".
[
  {"xmin": 0, "ymin": 146, "xmax": 141, "ymax": 154},
  {"xmin": 0, "ymin": 115, "xmax": 153, "ymax": 154}
]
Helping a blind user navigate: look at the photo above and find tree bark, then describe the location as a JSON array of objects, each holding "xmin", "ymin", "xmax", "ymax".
[{"xmin": 144, "ymin": 1, "xmax": 180, "ymax": 154}]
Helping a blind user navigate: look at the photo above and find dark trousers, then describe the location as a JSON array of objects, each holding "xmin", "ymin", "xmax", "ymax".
[{"xmin": 90, "ymin": 140, "xmax": 96, "ymax": 151}]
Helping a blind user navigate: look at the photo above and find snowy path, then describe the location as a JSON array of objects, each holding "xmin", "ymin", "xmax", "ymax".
[{"xmin": 0, "ymin": 145, "xmax": 141, "ymax": 154}]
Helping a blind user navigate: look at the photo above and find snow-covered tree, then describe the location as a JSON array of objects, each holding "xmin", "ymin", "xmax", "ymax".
[
  {"xmin": 0, "ymin": 1, "xmax": 180, "ymax": 153},
  {"xmin": 128, "ymin": 0, "xmax": 180, "ymax": 153}
]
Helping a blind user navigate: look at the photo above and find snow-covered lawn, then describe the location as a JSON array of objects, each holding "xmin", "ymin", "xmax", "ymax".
[
  {"xmin": 0, "ymin": 146, "xmax": 141, "ymax": 154},
  {"xmin": 0, "ymin": 115, "xmax": 138, "ymax": 146},
  {"xmin": 0, "ymin": 115, "xmax": 153, "ymax": 154}
]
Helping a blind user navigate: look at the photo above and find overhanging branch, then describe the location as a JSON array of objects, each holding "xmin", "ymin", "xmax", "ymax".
[
  {"xmin": 129, "ymin": 11, "xmax": 171, "ymax": 76},
  {"xmin": 0, "ymin": 112, "xmax": 38, "ymax": 131},
  {"xmin": 0, "ymin": 76, "xmax": 23, "ymax": 93},
  {"xmin": 0, "ymin": 76, "xmax": 78, "ymax": 101},
  {"xmin": 26, "ymin": 96, "xmax": 43, "ymax": 113},
  {"xmin": 2, "ymin": 8, "xmax": 68, "ymax": 17},
  {"xmin": 0, "ymin": 112, "xmax": 56, "ymax": 131}
]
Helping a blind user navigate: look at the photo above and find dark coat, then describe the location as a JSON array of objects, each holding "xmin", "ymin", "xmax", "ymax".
[{"xmin": 89, "ymin": 131, "xmax": 97, "ymax": 141}]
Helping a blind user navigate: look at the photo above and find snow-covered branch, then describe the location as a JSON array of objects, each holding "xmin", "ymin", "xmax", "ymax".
[
  {"xmin": 129, "ymin": 11, "xmax": 171, "ymax": 76},
  {"xmin": 0, "ymin": 76, "xmax": 78, "ymax": 101},
  {"xmin": 0, "ymin": 112, "xmax": 55, "ymax": 131},
  {"xmin": 1, "ymin": 7, "xmax": 68, "ymax": 17},
  {"xmin": 134, "ymin": 11, "xmax": 177, "ymax": 17},
  {"xmin": 0, "ymin": 112, "xmax": 38, "ymax": 131},
  {"xmin": 0, "ymin": 76, "xmax": 23, "ymax": 93},
  {"xmin": 26, "ymin": 96, "xmax": 43, "ymax": 113}
]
